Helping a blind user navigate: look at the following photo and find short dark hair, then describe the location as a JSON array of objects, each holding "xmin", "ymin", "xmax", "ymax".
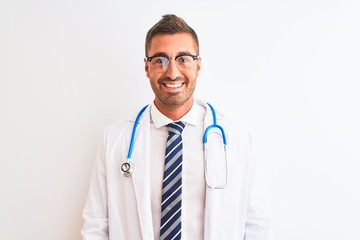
[{"xmin": 145, "ymin": 14, "xmax": 199, "ymax": 56}]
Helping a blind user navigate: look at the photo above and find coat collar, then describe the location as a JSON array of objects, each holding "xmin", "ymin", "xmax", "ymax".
[{"xmin": 126, "ymin": 99, "xmax": 224, "ymax": 125}]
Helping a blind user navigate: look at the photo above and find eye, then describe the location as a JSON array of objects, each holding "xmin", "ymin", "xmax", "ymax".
[
  {"xmin": 176, "ymin": 56, "xmax": 190, "ymax": 63},
  {"xmin": 153, "ymin": 57, "xmax": 168, "ymax": 65}
]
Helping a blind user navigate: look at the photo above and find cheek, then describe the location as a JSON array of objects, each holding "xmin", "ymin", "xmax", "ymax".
[
  {"xmin": 146, "ymin": 64, "xmax": 162, "ymax": 79},
  {"xmin": 146, "ymin": 70, "xmax": 155, "ymax": 80},
  {"xmin": 148, "ymin": 73, "xmax": 162, "ymax": 87},
  {"xmin": 186, "ymin": 70, "xmax": 198, "ymax": 81},
  {"xmin": 150, "ymin": 71, "xmax": 167, "ymax": 81}
]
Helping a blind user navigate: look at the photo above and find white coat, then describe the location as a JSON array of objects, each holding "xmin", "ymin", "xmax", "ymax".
[{"xmin": 81, "ymin": 99, "xmax": 271, "ymax": 240}]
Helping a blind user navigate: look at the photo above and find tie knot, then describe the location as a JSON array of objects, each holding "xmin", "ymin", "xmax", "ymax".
[{"xmin": 167, "ymin": 121, "xmax": 185, "ymax": 135}]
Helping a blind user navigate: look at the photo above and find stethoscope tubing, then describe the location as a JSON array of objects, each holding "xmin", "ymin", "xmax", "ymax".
[
  {"xmin": 203, "ymin": 103, "xmax": 227, "ymax": 145},
  {"xmin": 127, "ymin": 104, "xmax": 149, "ymax": 159},
  {"xmin": 128, "ymin": 103, "xmax": 226, "ymax": 159},
  {"xmin": 122, "ymin": 102, "xmax": 228, "ymax": 188}
]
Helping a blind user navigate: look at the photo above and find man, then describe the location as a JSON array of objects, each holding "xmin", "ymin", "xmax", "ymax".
[{"xmin": 81, "ymin": 14, "xmax": 271, "ymax": 240}]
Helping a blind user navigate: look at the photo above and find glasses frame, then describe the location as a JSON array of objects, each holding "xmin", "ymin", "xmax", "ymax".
[{"xmin": 145, "ymin": 54, "xmax": 199, "ymax": 73}]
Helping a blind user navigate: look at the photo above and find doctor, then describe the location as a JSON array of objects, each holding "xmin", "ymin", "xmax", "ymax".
[{"xmin": 81, "ymin": 14, "xmax": 271, "ymax": 240}]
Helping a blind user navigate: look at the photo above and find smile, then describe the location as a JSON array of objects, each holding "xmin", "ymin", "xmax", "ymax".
[{"xmin": 163, "ymin": 82, "xmax": 184, "ymax": 89}]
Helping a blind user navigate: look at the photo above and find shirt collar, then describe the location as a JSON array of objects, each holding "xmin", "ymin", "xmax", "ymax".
[{"xmin": 150, "ymin": 101, "xmax": 201, "ymax": 129}]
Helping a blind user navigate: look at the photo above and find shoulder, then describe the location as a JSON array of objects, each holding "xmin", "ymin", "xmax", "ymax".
[
  {"xmin": 102, "ymin": 104, "xmax": 151, "ymax": 139},
  {"xmin": 224, "ymin": 116, "xmax": 253, "ymax": 146},
  {"xmin": 104, "ymin": 119, "xmax": 131, "ymax": 135},
  {"xmin": 195, "ymin": 98, "xmax": 253, "ymax": 144},
  {"xmin": 97, "ymin": 120, "xmax": 131, "ymax": 147}
]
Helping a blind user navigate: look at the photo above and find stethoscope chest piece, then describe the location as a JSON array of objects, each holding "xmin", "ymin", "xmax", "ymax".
[{"xmin": 121, "ymin": 161, "xmax": 134, "ymax": 177}]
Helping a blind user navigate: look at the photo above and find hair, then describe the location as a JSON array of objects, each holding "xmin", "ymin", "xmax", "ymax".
[{"xmin": 145, "ymin": 14, "xmax": 199, "ymax": 56}]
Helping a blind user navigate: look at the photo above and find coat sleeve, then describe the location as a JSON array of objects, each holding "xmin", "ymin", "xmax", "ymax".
[
  {"xmin": 244, "ymin": 131, "xmax": 272, "ymax": 240},
  {"xmin": 81, "ymin": 130, "xmax": 109, "ymax": 240}
]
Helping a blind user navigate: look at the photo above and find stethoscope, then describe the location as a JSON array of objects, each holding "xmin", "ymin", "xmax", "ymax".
[{"xmin": 121, "ymin": 103, "xmax": 228, "ymax": 189}]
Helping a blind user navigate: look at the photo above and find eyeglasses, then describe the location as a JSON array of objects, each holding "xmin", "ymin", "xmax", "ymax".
[{"xmin": 145, "ymin": 54, "xmax": 199, "ymax": 73}]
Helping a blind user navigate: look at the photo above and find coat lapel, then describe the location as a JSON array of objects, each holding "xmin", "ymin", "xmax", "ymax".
[
  {"xmin": 200, "ymin": 100, "xmax": 223, "ymax": 240},
  {"xmin": 128, "ymin": 107, "xmax": 155, "ymax": 240}
]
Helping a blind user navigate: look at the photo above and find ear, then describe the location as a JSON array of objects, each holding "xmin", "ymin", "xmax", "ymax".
[
  {"xmin": 196, "ymin": 57, "xmax": 202, "ymax": 77},
  {"xmin": 144, "ymin": 58, "xmax": 150, "ymax": 78}
]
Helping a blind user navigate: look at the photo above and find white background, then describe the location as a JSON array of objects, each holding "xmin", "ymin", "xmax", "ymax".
[{"xmin": 1, "ymin": 0, "xmax": 359, "ymax": 239}]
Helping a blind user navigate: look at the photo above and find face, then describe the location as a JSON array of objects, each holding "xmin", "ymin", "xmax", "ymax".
[{"xmin": 145, "ymin": 33, "xmax": 201, "ymax": 114}]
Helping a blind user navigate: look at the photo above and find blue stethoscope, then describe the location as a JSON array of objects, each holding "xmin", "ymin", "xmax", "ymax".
[{"xmin": 120, "ymin": 103, "xmax": 228, "ymax": 189}]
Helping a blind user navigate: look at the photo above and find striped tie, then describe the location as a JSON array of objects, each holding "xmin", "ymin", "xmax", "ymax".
[{"xmin": 160, "ymin": 121, "xmax": 185, "ymax": 240}]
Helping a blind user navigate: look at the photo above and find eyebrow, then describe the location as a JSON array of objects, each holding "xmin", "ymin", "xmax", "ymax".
[{"xmin": 149, "ymin": 51, "xmax": 195, "ymax": 58}]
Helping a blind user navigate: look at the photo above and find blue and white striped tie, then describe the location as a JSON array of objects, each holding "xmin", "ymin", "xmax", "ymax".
[{"xmin": 160, "ymin": 121, "xmax": 185, "ymax": 240}]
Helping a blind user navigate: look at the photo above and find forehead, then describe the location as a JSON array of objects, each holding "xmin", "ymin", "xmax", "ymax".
[{"xmin": 148, "ymin": 33, "xmax": 197, "ymax": 55}]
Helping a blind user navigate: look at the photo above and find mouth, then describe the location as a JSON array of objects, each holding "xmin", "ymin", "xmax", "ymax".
[
  {"xmin": 160, "ymin": 80, "xmax": 186, "ymax": 92},
  {"xmin": 158, "ymin": 77, "xmax": 187, "ymax": 92},
  {"xmin": 163, "ymin": 82, "xmax": 184, "ymax": 89}
]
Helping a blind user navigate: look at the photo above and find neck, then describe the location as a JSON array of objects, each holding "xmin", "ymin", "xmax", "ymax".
[{"xmin": 154, "ymin": 98, "xmax": 194, "ymax": 121}]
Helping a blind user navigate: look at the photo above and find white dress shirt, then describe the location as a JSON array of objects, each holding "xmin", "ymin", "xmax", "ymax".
[{"xmin": 149, "ymin": 101, "xmax": 206, "ymax": 240}]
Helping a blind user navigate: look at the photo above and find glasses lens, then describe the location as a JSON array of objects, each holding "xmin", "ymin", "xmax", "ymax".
[
  {"xmin": 175, "ymin": 55, "xmax": 196, "ymax": 71},
  {"xmin": 150, "ymin": 56, "xmax": 169, "ymax": 72}
]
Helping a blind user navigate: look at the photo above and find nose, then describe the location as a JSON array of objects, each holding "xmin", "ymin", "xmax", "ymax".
[{"xmin": 165, "ymin": 58, "xmax": 181, "ymax": 80}]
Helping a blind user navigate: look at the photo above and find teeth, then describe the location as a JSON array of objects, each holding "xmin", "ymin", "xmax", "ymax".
[{"xmin": 165, "ymin": 83, "xmax": 183, "ymax": 88}]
